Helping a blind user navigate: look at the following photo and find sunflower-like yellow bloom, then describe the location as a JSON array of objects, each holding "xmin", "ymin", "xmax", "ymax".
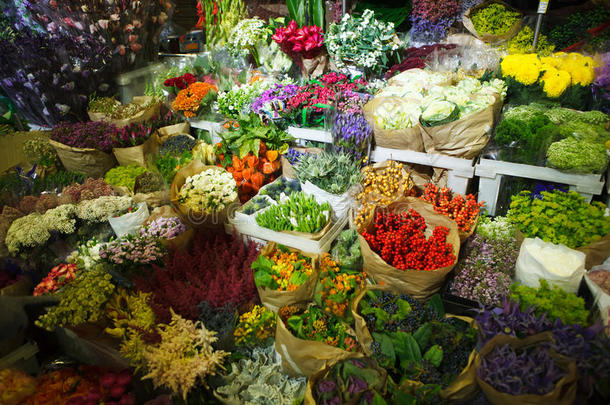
[
  {"xmin": 540, "ymin": 67, "xmax": 571, "ymax": 98},
  {"xmin": 500, "ymin": 54, "xmax": 542, "ymax": 85}
]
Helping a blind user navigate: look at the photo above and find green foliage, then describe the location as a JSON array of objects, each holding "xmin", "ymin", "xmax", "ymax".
[
  {"xmin": 353, "ymin": 2, "xmax": 412, "ymax": 28},
  {"xmin": 507, "ymin": 190, "xmax": 610, "ymax": 249},
  {"xmin": 507, "ymin": 26, "xmax": 554, "ymax": 56},
  {"xmin": 330, "ymin": 229, "xmax": 363, "ymax": 270},
  {"xmin": 155, "ymin": 151, "xmax": 193, "ymax": 185},
  {"xmin": 287, "ymin": 0, "xmax": 324, "ymax": 28},
  {"xmin": 546, "ymin": 138, "xmax": 608, "ymax": 174},
  {"xmin": 510, "ymin": 280, "xmax": 589, "ymax": 326},
  {"xmin": 104, "ymin": 165, "xmax": 148, "ymax": 190},
  {"xmin": 546, "ymin": 6, "xmax": 610, "ymax": 50},
  {"xmin": 471, "ymin": 3, "xmax": 521, "ymax": 36},
  {"xmin": 294, "ymin": 151, "xmax": 363, "ymax": 194}
]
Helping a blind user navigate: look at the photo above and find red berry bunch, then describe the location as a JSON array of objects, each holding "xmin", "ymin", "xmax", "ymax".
[
  {"xmin": 361, "ymin": 209, "xmax": 456, "ymax": 271},
  {"xmin": 420, "ymin": 183, "xmax": 483, "ymax": 233}
]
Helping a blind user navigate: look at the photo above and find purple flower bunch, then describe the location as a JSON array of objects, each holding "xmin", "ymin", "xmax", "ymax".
[
  {"xmin": 251, "ymin": 83, "xmax": 300, "ymax": 117},
  {"xmin": 140, "ymin": 216, "xmax": 187, "ymax": 240},
  {"xmin": 334, "ymin": 90, "xmax": 372, "ymax": 114},
  {"xmin": 285, "ymin": 147, "xmax": 307, "ymax": 165},
  {"xmin": 449, "ymin": 234, "xmax": 518, "ymax": 307},
  {"xmin": 0, "ymin": 28, "xmax": 113, "ymax": 126},
  {"xmin": 314, "ymin": 358, "xmax": 385, "ymax": 405},
  {"xmin": 410, "ymin": 0, "xmax": 460, "ymax": 44},
  {"xmin": 50, "ymin": 121, "xmax": 117, "ymax": 153},
  {"xmin": 593, "ymin": 52, "xmax": 610, "ymax": 113},
  {"xmin": 114, "ymin": 122, "xmax": 153, "ymax": 148},
  {"xmin": 332, "ymin": 112, "xmax": 372, "ymax": 163},
  {"xmin": 99, "ymin": 233, "xmax": 165, "ymax": 266},
  {"xmin": 478, "ymin": 343, "xmax": 566, "ymax": 396}
]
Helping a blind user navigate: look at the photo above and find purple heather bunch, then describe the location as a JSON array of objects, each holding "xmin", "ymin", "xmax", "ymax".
[
  {"xmin": 449, "ymin": 234, "xmax": 518, "ymax": 306},
  {"xmin": 50, "ymin": 121, "xmax": 117, "ymax": 153},
  {"xmin": 140, "ymin": 216, "xmax": 187, "ymax": 240},
  {"xmin": 251, "ymin": 83, "xmax": 300, "ymax": 117},
  {"xmin": 99, "ymin": 234, "xmax": 165, "ymax": 266},
  {"xmin": 332, "ymin": 112, "xmax": 372, "ymax": 163},
  {"xmin": 114, "ymin": 122, "xmax": 153, "ymax": 148}
]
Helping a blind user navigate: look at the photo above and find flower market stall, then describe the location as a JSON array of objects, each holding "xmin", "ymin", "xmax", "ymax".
[{"xmin": 1, "ymin": 0, "xmax": 610, "ymax": 404}]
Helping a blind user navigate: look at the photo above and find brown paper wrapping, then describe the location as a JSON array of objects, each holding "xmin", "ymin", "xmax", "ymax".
[
  {"xmin": 420, "ymin": 94, "xmax": 502, "ymax": 159},
  {"xmin": 471, "ymin": 333, "xmax": 578, "ymax": 405},
  {"xmin": 157, "ymin": 122, "xmax": 191, "ymax": 144},
  {"xmin": 112, "ymin": 132, "xmax": 160, "ymax": 167},
  {"xmin": 0, "ymin": 277, "xmax": 32, "ymax": 296},
  {"xmin": 281, "ymin": 147, "xmax": 324, "ymax": 179},
  {"xmin": 88, "ymin": 96, "xmax": 161, "ymax": 128},
  {"xmin": 363, "ymin": 97, "xmax": 424, "ymax": 151},
  {"xmin": 462, "ymin": 0, "xmax": 523, "ymax": 44},
  {"xmin": 49, "ymin": 139, "xmax": 116, "ymax": 179},
  {"xmin": 281, "ymin": 217, "xmax": 333, "ymax": 241},
  {"xmin": 0, "ymin": 131, "xmax": 51, "ymax": 174},
  {"xmin": 170, "ymin": 160, "xmax": 238, "ymax": 229},
  {"xmin": 133, "ymin": 190, "xmax": 171, "ymax": 208},
  {"xmin": 359, "ymin": 198, "xmax": 460, "ymax": 300},
  {"xmin": 256, "ymin": 243, "xmax": 320, "ymax": 312},
  {"xmin": 301, "ymin": 53, "xmax": 330, "ymax": 80},
  {"xmin": 350, "ymin": 285, "xmax": 478, "ymax": 401},
  {"xmin": 515, "ymin": 229, "xmax": 610, "ymax": 270},
  {"xmin": 275, "ymin": 310, "xmax": 362, "ymax": 377}
]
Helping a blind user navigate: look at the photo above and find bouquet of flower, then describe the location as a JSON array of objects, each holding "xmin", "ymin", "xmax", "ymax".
[
  {"xmin": 171, "ymin": 81, "xmax": 218, "ymax": 119},
  {"xmin": 280, "ymin": 304, "xmax": 359, "ymax": 351},
  {"xmin": 314, "ymin": 253, "xmax": 366, "ymax": 318},
  {"xmin": 272, "ymin": 20, "xmax": 325, "ymax": 76},
  {"xmin": 50, "ymin": 121, "xmax": 117, "ymax": 153},
  {"xmin": 419, "ymin": 183, "xmax": 483, "ymax": 234},
  {"xmin": 99, "ymin": 233, "xmax": 166, "ymax": 267},
  {"xmin": 233, "ymin": 304, "xmax": 276, "ymax": 347},
  {"xmin": 593, "ymin": 52, "xmax": 609, "ymax": 113},
  {"xmin": 33, "ymin": 263, "xmax": 79, "ymax": 296},
  {"xmin": 256, "ymin": 192, "xmax": 331, "ymax": 234},
  {"xmin": 228, "ymin": 18, "xmax": 268, "ymax": 67},
  {"xmin": 112, "ymin": 122, "xmax": 154, "ymax": 148},
  {"xmin": 163, "ymin": 73, "xmax": 198, "ymax": 95},
  {"xmin": 252, "ymin": 244, "xmax": 315, "ymax": 292},
  {"xmin": 104, "ymin": 165, "xmax": 148, "ymax": 191},
  {"xmin": 140, "ymin": 217, "xmax": 187, "ymax": 240},
  {"xmin": 251, "ymin": 83, "xmax": 301, "ymax": 120},
  {"xmin": 326, "ymin": 10, "xmax": 402, "ymax": 74},
  {"xmin": 410, "ymin": 0, "xmax": 461, "ymax": 44},
  {"xmin": 295, "ymin": 151, "xmax": 363, "ymax": 195},
  {"xmin": 177, "ymin": 168, "xmax": 237, "ymax": 214}
]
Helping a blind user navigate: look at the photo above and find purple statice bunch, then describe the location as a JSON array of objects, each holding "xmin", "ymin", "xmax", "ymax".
[
  {"xmin": 114, "ymin": 122, "xmax": 153, "ymax": 148},
  {"xmin": 0, "ymin": 28, "xmax": 113, "ymax": 127},
  {"xmin": 593, "ymin": 52, "xmax": 610, "ymax": 113},
  {"xmin": 99, "ymin": 234, "xmax": 165, "ymax": 266},
  {"xmin": 478, "ymin": 343, "xmax": 566, "ymax": 396},
  {"xmin": 140, "ymin": 216, "xmax": 187, "ymax": 240},
  {"xmin": 50, "ymin": 121, "xmax": 117, "ymax": 153},
  {"xmin": 332, "ymin": 112, "xmax": 372, "ymax": 163},
  {"xmin": 251, "ymin": 83, "xmax": 300, "ymax": 117},
  {"xmin": 449, "ymin": 234, "xmax": 519, "ymax": 306},
  {"xmin": 410, "ymin": 15, "xmax": 456, "ymax": 44}
]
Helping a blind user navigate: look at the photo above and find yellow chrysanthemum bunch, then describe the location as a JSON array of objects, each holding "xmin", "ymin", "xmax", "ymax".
[
  {"xmin": 500, "ymin": 54, "xmax": 542, "ymax": 86},
  {"xmin": 502, "ymin": 52, "xmax": 597, "ymax": 98}
]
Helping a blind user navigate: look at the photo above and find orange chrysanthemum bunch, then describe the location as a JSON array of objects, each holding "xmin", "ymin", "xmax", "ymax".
[{"xmin": 171, "ymin": 82, "xmax": 218, "ymax": 118}]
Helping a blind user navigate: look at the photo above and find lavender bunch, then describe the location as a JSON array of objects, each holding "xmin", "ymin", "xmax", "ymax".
[
  {"xmin": 285, "ymin": 147, "xmax": 308, "ymax": 165},
  {"xmin": 0, "ymin": 29, "xmax": 113, "ymax": 126},
  {"xmin": 114, "ymin": 122, "xmax": 153, "ymax": 148},
  {"xmin": 99, "ymin": 234, "xmax": 165, "ymax": 266},
  {"xmin": 449, "ymin": 234, "xmax": 518, "ymax": 306},
  {"xmin": 140, "ymin": 217, "xmax": 187, "ymax": 240},
  {"xmin": 332, "ymin": 112, "xmax": 372, "ymax": 163},
  {"xmin": 251, "ymin": 83, "xmax": 300, "ymax": 117},
  {"xmin": 50, "ymin": 121, "xmax": 117, "ymax": 153}
]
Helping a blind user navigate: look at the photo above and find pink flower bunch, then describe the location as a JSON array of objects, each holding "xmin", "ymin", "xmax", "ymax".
[
  {"xmin": 140, "ymin": 217, "xmax": 187, "ymax": 240},
  {"xmin": 272, "ymin": 20, "xmax": 324, "ymax": 59},
  {"xmin": 412, "ymin": 0, "xmax": 460, "ymax": 22},
  {"xmin": 286, "ymin": 72, "xmax": 369, "ymax": 113},
  {"xmin": 99, "ymin": 234, "xmax": 165, "ymax": 266}
]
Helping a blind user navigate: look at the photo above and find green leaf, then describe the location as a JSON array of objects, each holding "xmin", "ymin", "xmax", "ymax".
[
  {"xmin": 254, "ymin": 270, "xmax": 275, "ymax": 289},
  {"xmin": 289, "ymin": 271, "xmax": 309, "ymax": 286},
  {"xmin": 392, "ymin": 332, "xmax": 421, "ymax": 370},
  {"xmin": 423, "ymin": 345, "xmax": 443, "ymax": 368},
  {"xmin": 287, "ymin": 0, "xmax": 306, "ymax": 27},
  {"xmin": 428, "ymin": 294, "xmax": 445, "ymax": 318},
  {"xmin": 371, "ymin": 393, "xmax": 388, "ymax": 405},
  {"xmin": 413, "ymin": 323, "xmax": 432, "ymax": 351},
  {"xmin": 251, "ymin": 254, "xmax": 275, "ymax": 273},
  {"xmin": 287, "ymin": 315, "xmax": 303, "ymax": 336},
  {"xmin": 372, "ymin": 332, "xmax": 395, "ymax": 366},
  {"xmin": 310, "ymin": 0, "xmax": 325, "ymax": 28}
]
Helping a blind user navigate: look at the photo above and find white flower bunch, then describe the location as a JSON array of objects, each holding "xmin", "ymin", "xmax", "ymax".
[
  {"xmin": 178, "ymin": 169, "xmax": 237, "ymax": 214},
  {"xmin": 76, "ymin": 196, "xmax": 133, "ymax": 224},
  {"xmin": 228, "ymin": 18, "xmax": 267, "ymax": 56},
  {"xmin": 326, "ymin": 9, "xmax": 401, "ymax": 72},
  {"xmin": 217, "ymin": 79, "xmax": 275, "ymax": 119}
]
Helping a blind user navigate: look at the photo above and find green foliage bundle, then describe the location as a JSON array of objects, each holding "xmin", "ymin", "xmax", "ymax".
[
  {"xmin": 294, "ymin": 151, "xmax": 362, "ymax": 194},
  {"xmin": 155, "ymin": 151, "xmax": 193, "ymax": 185},
  {"xmin": 104, "ymin": 165, "xmax": 148, "ymax": 190},
  {"xmin": 470, "ymin": 3, "xmax": 520, "ymax": 36},
  {"xmin": 546, "ymin": 138, "xmax": 608, "ymax": 174},
  {"xmin": 507, "ymin": 190, "xmax": 610, "ymax": 249},
  {"xmin": 510, "ymin": 280, "xmax": 589, "ymax": 326}
]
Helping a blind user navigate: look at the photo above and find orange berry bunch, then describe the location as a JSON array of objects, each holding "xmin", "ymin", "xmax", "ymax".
[
  {"xmin": 420, "ymin": 183, "xmax": 483, "ymax": 233},
  {"xmin": 313, "ymin": 254, "xmax": 366, "ymax": 318},
  {"xmin": 171, "ymin": 82, "xmax": 218, "ymax": 118}
]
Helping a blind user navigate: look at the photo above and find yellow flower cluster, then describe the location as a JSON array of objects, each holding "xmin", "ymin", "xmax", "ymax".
[
  {"xmin": 234, "ymin": 305, "xmax": 276, "ymax": 346},
  {"xmin": 501, "ymin": 52, "xmax": 597, "ymax": 98}
]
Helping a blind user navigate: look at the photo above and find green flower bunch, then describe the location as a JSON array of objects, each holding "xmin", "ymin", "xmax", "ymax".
[
  {"xmin": 155, "ymin": 151, "xmax": 193, "ymax": 185},
  {"xmin": 217, "ymin": 80, "xmax": 275, "ymax": 119},
  {"xmin": 104, "ymin": 165, "xmax": 148, "ymax": 190},
  {"xmin": 510, "ymin": 279, "xmax": 589, "ymax": 326},
  {"xmin": 507, "ymin": 26, "xmax": 554, "ymax": 56},
  {"xmin": 471, "ymin": 3, "xmax": 521, "ymax": 36},
  {"xmin": 507, "ymin": 190, "xmax": 610, "ymax": 249},
  {"xmin": 36, "ymin": 267, "xmax": 116, "ymax": 331},
  {"xmin": 546, "ymin": 138, "xmax": 608, "ymax": 174},
  {"xmin": 256, "ymin": 192, "xmax": 331, "ymax": 233}
]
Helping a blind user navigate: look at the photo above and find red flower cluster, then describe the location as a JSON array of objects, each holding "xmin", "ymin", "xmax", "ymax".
[
  {"xmin": 33, "ymin": 263, "xmax": 78, "ymax": 296},
  {"xmin": 272, "ymin": 20, "xmax": 324, "ymax": 59},
  {"xmin": 419, "ymin": 183, "xmax": 483, "ymax": 233},
  {"xmin": 361, "ymin": 210, "xmax": 455, "ymax": 271},
  {"xmin": 287, "ymin": 72, "xmax": 367, "ymax": 114},
  {"xmin": 163, "ymin": 73, "xmax": 197, "ymax": 90}
]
